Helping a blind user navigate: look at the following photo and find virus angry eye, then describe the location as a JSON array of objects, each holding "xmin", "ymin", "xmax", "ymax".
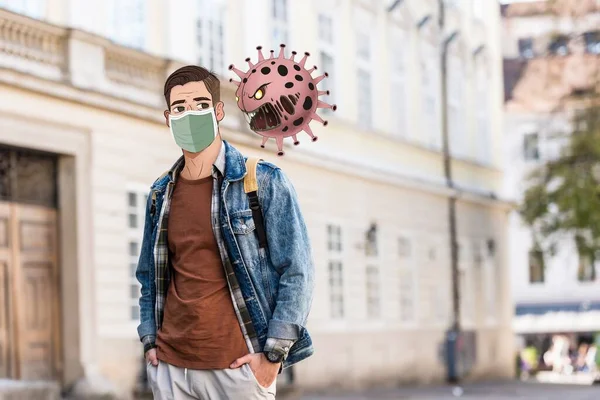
[
  {"xmin": 254, "ymin": 88, "xmax": 265, "ymax": 100},
  {"xmin": 236, "ymin": 96, "xmax": 239, "ymax": 102}
]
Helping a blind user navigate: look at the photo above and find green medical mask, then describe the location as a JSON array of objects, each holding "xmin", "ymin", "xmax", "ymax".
[{"xmin": 169, "ymin": 108, "xmax": 218, "ymax": 153}]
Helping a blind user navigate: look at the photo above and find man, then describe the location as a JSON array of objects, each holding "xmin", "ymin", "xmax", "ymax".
[{"xmin": 135, "ymin": 65, "xmax": 315, "ymax": 399}]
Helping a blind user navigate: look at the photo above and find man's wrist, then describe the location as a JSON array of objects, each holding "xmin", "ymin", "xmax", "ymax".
[
  {"xmin": 263, "ymin": 337, "xmax": 294, "ymax": 363},
  {"xmin": 142, "ymin": 334, "xmax": 156, "ymax": 354}
]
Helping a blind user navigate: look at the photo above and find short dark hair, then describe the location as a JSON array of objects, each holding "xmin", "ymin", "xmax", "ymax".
[{"xmin": 164, "ymin": 65, "xmax": 220, "ymax": 108}]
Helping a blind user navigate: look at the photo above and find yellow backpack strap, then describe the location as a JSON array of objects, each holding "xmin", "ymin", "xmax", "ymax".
[
  {"xmin": 244, "ymin": 157, "xmax": 268, "ymax": 249},
  {"xmin": 244, "ymin": 157, "xmax": 261, "ymax": 194}
]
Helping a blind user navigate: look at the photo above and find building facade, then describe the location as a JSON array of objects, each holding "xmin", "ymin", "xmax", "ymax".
[
  {"xmin": 502, "ymin": 0, "xmax": 600, "ymax": 348},
  {"xmin": 0, "ymin": 0, "xmax": 512, "ymax": 397}
]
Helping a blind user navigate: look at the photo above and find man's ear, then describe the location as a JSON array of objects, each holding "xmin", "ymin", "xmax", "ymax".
[
  {"xmin": 215, "ymin": 101, "xmax": 225, "ymax": 122},
  {"xmin": 164, "ymin": 110, "xmax": 171, "ymax": 127}
]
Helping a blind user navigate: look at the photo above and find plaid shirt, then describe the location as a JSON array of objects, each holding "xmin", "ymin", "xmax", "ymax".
[{"xmin": 144, "ymin": 143, "xmax": 293, "ymax": 360}]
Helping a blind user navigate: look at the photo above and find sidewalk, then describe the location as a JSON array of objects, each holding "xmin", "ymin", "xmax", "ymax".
[{"xmin": 298, "ymin": 381, "xmax": 600, "ymax": 400}]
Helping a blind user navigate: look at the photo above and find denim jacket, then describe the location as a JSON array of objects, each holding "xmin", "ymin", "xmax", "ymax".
[{"xmin": 135, "ymin": 141, "xmax": 315, "ymax": 369}]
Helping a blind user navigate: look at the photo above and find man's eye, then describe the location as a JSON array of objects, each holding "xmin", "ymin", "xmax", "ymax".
[
  {"xmin": 174, "ymin": 106, "xmax": 185, "ymax": 113},
  {"xmin": 197, "ymin": 103, "xmax": 210, "ymax": 110}
]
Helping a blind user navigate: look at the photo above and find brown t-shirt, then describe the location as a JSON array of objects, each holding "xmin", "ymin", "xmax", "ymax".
[{"xmin": 156, "ymin": 175, "xmax": 248, "ymax": 369}]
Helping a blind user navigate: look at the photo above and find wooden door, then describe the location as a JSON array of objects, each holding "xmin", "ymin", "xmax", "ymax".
[
  {"xmin": 0, "ymin": 202, "xmax": 60, "ymax": 380},
  {"xmin": 0, "ymin": 202, "xmax": 14, "ymax": 378}
]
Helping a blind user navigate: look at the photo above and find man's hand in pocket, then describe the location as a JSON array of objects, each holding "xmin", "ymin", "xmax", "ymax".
[{"xmin": 145, "ymin": 348, "xmax": 158, "ymax": 366}]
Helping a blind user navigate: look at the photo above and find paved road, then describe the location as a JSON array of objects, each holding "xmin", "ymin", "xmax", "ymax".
[{"xmin": 300, "ymin": 381, "xmax": 600, "ymax": 400}]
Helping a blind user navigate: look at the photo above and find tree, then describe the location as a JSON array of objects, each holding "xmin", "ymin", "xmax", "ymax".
[{"xmin": 520, "ymin": 94, "xmax": 600, "ymax": 281}]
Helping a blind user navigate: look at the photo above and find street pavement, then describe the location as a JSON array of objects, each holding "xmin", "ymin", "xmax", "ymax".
[{"xmin": 300, "ymin": 381, "xmax": 600, "ymax": 399}]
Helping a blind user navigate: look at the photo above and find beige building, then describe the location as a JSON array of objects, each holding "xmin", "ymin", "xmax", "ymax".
[
  {"xmin": 0, "ymin": 0, "xmax": 513, "ymax": 398},
  {"xmin": 502, "ymin": 0, "xmax": 600, "ymax": 346}
]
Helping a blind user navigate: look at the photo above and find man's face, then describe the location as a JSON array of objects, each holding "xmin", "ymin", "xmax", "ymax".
[{"xmin": 164, "ymin": 81, "xmax": 225, "ymax": 127}]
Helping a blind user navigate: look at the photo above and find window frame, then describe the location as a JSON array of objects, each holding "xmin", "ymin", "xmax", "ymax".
[
  {"xmin": 318, "ymin": 11, "xmax": 336, "ymax": 115},
  {"xmin": 389, "ymin": 26, "xmax": 409, "ymax": 138},
  {"xmin": 196, "ymin": 0, "xmax": 226, "ymax": 74},
  {"xmin": 127, "ymin": 184, "xmax": 149, "ymax": 325},
  {"xmin": 448, "ymin": 56, "xmax": 466, "ymax": 158},
  {"xmin": 523, "ymin": 132, "xmax": 540, "ymax": 161},
  {"xmin": 326, "ymin": 223, "xmax": 345, "ymax": 319},
  {"xmin": 397, "ymin": 234, "xmax": 418, "ymax": 327},
  {"xmin": 419, "ymin": 38, "xmax": 441, "ymax": 149},
  {"xmin": 355, "ymin": 7, "xmax": 374, "ymax": 131},
  {"xmin": 271, "ymin": 0, "xmax": 289, "ymax": 51}
]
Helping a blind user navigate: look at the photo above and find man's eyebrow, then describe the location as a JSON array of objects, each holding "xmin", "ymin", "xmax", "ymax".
[
  {"xmin": 194, "ymin": 97, "xmax": 211, "ymax": 102},
  {"xmin": 170, "ymin": 99, "xmax": 185, "ymax": 107}
]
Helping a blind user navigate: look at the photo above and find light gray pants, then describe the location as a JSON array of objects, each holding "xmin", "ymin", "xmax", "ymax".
[{"xmin": 146, "ymin": 360, "xmax": 277, "ymax": 400}]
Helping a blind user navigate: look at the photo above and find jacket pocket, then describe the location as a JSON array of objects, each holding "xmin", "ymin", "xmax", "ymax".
[{"xmin": 230, "ymin": 210, "xmax": 256, "ymax": 235}]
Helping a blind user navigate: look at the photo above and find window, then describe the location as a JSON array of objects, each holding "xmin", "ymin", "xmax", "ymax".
[
  {"xmin": 398, "ymin": 237, "xmax": 411, "ymax": 258},
  {"xmin": 420, "ymin": 41, "xmax": 440, "ymax": 149},
  {"xmin": 398, "ymin": 236, "xmax": 416, "ymax": 323},
  {"xmin": 365, "ymin": 224, "xmax": 378, "ymax": 257},
  {"xmin": 448, "ymin": 57, "xmax": 466, "ymax": 157},
  {"xmin": 356, "ymin": 20, "xmax": 373, "ymax": 130},
  {"xmin": 318, "ymin": 14, "xmax": 333, "ymax": 44},
  {"xmin": 528, "ymin": 248, "xmax": 545, "ymax": 283},
  {"xmin": 548, "ymin": 35, "xmax": 569, "ymax": 56},
  {"xmin": 578, "ymin": 253, "xmax": 597, "ymax": 282},
  {"xmin": 390, "ymin": 28, "xmax": 408, "ymax": 138},
  {"xmin": 329, "ymin": 261, "xmax": 344, "ymax": 318},
  {"xmin": 523, "ymin": 133, "xmax": 540, "ymax": 161},
  {"xmin": 272, "ymin": 0, "xmax": 288, "ymax": 49},
  {"xmin": 318, "ymin": 13, "xmax": 336, "ymax": 115},
  {"xmin": 478, "ymin": 242, "xmax": 496, "ymax": 322},
  {"xmin": 459, "ymin": 266, "xmax": 474, "ymax": 326},
  {"xmin": 128, "ymin": 188, "xmax": 148, "ymax": 321},
  {"xmin": 518, "ymin": 38, "xmax": 535, "ymax": 59},
  {"xmin": 584, "ymin": 31, "xmax": 600, "ymax": 54},
  {"xmin": 327, "ymin": 224, "xmax": 342, "ymax": 251},
  {"xmin": 108, "ymin": 0, "xmax": 146, "ymax": 50},
  {"xmin": 472, "ymin": 0, "xmax": 484, "ymax": 20},
  {"xmin": 366, "ymin": 266, "xmax": 380, "ymax": 318},
  {"xmin": 197, "ymin": 0, "xmax": 225, "ymax": 74},
  {"xmin": 327, "ymin": 224, "xmax": 344, "ymax": 318},
  {"xmin": 0, "ymin": 0, "xmax": 46, "ymax": 19},
  {"xmin": 357, "ymin": 69, "xmax": 373, "ymax": 130},
  {"xmin": 475, "ymin": 60, "xmax": 491, "ymax": 163}
]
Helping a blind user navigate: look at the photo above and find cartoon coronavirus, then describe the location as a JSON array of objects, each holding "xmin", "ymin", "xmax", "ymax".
[{"xmin": 229, "ymin": 44, "xmax": 336, "ymax": 156}]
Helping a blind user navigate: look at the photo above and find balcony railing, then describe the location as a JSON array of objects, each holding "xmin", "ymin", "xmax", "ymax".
[{"xmin": 0, "ymin": 7, "xmax": 182, "ymax": 110}]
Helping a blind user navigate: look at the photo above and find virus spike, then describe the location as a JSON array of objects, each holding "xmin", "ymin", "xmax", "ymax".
[
  {"xmin": 276, "ymin": 136, "xmax": 284, "ymax": 156},
  {"xmin": 317, "ymin": 100, "xmax": 337, "ymax": 111},
  {"xmin": 292, "ymin": 135, "xmax": 300, "ymax": 145},
  {"xmin": 303, "ymin": 124, "xmax": 318, "ymax": 142},
  {"xmin": 299, "ymin": 52, "xmax": 310, "ymax": 68},
  {"xmin": 278, "ymin": 44, "xmax": 286, "ymax": 59},
  {"xmin": 318, "ymin": 90, "xmax": 330, "ymax": 96},
  {"xmin": 228, "ymin": 78, "xmax": 240, "ymax": 87},
  {"xmin": 260, "ymin": 136, "xmax": 268, "ymax": 148},
  {"xmin": 245, "ymin": 57, "xmax": 254, "ymax": 68},
  {"xmin": 290, "ymin": 51, "xmax": 297, "ymax": 61},
  {"xmin": 307, "ymin": 65, "xmax": 318, "ymax": 74},
  {"xmin": 257, "ymin": 46, "xmax": 265, "ymax": 61},
  {"xmin": 228, "ymin": 64, "xmax": 245, "ymax": 79},
  {"xmin": 313, "ymin": 72, "xmax": 329, "ymax": 85},
  {"xmin": 270, "ymin": 50, "xmax": 275, "ymax": 59},
  {"xmin": 310, "ymin": 112, "xmax": 327, "ymax": 125}
]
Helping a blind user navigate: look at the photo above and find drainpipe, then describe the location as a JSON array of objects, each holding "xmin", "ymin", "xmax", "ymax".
[{"xmin": 438, "ymin": 0, "xmax": 462, "ymax": 384}]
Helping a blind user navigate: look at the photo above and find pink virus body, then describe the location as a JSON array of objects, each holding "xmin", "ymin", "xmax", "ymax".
[{"xmin": 229, "ymin": 44, "xmax": 336, "ymax": 156}]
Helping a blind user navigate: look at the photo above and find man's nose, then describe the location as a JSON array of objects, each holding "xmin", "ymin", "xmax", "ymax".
[{"xmin": 185, "ymin": 102, "xmax": 193, "ymax": 111}]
